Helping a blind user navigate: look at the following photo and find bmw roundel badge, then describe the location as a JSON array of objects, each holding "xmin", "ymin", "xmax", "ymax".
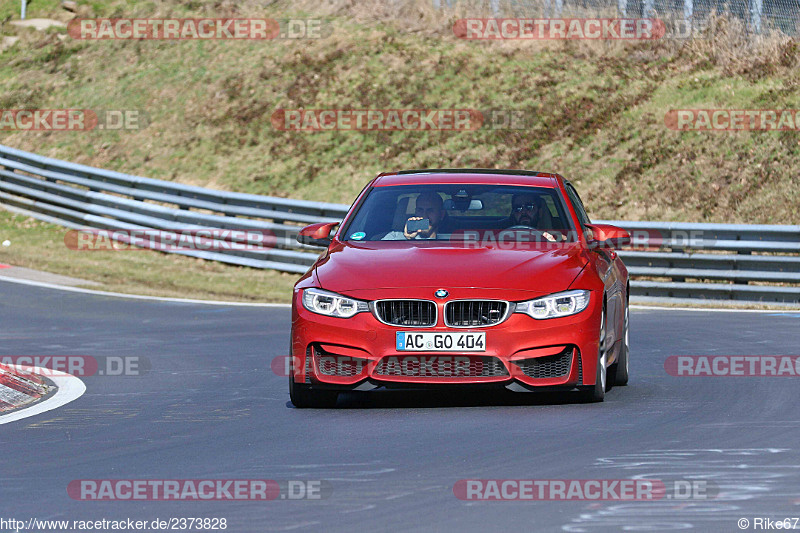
[{"xmin": 435, "ymin": 289, "xmax": 449, "ymax": 299}]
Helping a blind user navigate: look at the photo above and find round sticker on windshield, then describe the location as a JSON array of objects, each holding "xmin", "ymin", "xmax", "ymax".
[{"xmin": 350, "ymin": 232, "xmax": 366, "ymax": 241}]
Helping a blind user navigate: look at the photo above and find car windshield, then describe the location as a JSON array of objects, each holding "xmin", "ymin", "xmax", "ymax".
[{"xmin": 342, "ymin": 184, "xmax": 575, "ymax": 242}]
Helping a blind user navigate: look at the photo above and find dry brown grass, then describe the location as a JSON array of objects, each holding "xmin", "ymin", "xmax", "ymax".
[{"xmin": 680, "ymin": 13, "xmax": 799, "ymax": 77}]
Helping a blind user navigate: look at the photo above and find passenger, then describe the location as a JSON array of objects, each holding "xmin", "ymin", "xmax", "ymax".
[{"xmin": 382, "ymin": 192, "xmax": 452, "ymax": 240}]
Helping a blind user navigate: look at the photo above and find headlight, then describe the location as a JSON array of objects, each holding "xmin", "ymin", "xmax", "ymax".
[
  {"xmin": 302, "ymin": 288, "xmax": 369, "ymax": 318},
  {"xmin": 514, "ymin": 290, "xmax": 591, "ymax": 320}
]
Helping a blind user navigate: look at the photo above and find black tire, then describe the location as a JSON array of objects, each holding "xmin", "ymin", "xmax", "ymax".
[
  {"xmin": 289, "ymin": 362, "xmax": 338, "ymax": 408},
  {"xmin": 611, "ymin": 301, "xmax": 630, "ymax": 386},
  {"xmin": 583, "ymin": 304, "xmax": 607, "ymax": 402}
]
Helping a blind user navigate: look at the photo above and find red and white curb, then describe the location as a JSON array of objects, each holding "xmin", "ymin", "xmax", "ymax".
[
  {"xmin": 0, "ymin": 364, "xmax": 86, "ymax": 425},
  {"xmin": 0, "ymin": 362, "xmax": 48, "ymax": 410}
]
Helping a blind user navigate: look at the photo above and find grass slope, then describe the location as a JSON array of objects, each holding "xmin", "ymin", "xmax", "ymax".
[{"xmin": 2, "ymin": 0, "xmax": 798, "ymax": 223}]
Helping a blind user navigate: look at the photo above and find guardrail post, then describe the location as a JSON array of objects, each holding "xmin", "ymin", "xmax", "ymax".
[
  {"xmin": 750, "ymin": 0, "xmax": 763, "ymax": 33},
  {"xmin": 544, "ymin": 0, "xmax": 563, "ymax": 17},
  {"xmin": 642, "ymin": 0, "xmax": 655, "ymax": 18},
  {"xmin": 683, "ymin": 0, "xmax": 693, "ymax": 30}
]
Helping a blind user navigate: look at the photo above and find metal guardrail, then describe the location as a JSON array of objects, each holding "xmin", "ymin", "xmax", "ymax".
[
  {"xmin": 608, "ymin": 222, "xmax": 800, "ymax": 304},
  {"xmin": 0, "ymin": 144, "xmax": 347, "ymax": 274},
  {"xmin": 1, "ymin": 144, "xmax": 798, "ymax": 304}
]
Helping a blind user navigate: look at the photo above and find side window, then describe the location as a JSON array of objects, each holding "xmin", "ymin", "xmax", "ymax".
[
  {"xmin": 542, "ymin": 195, "xmax": 558, "ymax": 219},
  {"xmin": 565, "ymin": 184, "xmax": 591, "ymax": 228}
]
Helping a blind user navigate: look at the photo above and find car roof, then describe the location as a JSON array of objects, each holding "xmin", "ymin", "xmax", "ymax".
[{"xmin": 373, "ymin": 169, "xmax": 561, "ymax": 188}]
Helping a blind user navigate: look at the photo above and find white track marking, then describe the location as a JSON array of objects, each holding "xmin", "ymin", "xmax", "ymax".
[
  {"xmin": 0, "ymin": 273, "xmax": 796, "ymax": 313},
  {"xmin": 630, "ymin": 304, "xmax": 799, "ymax": 313},
  {"xmin": 0, "ymin": 366, "xmax": 86, "ymax": 425},
  {"xmin": 0, "ymin": 276, "xmax": 291, "ymax": 307}
]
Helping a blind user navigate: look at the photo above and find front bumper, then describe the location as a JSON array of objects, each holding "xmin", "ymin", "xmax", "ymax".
[{"xmin": 291, "ymin": 290, "xmax": 602, "ymax": 391}]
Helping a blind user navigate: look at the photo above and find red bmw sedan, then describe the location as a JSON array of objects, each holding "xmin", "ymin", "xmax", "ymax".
[{"xmin": 290, "ymin": 170, "xmax": 630, "ymax": 407}]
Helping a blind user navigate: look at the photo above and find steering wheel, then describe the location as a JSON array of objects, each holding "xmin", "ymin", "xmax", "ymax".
[{"xmin": 502, "ymin": 226, "xmax": 563, "ymax": 243}]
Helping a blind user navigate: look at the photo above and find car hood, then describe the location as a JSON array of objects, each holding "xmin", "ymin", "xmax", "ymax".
[{"xmin": 315, "ymin": 241, "xmax": 588, "ymax": 295}]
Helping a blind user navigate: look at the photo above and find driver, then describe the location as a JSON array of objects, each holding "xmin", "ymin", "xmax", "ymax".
[
  {"xmin": 505, "ymin": 193, "xmax": 556, "ymax": 242},
  {"xmin": 510, "ymin": 193, "xmax": 543, "ymax": 227}
]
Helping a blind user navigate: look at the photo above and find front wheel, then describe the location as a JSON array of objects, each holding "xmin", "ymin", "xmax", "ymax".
[
  {"xmin": 289, "ymin": 369, "xmax": 338, "ymax": 408},
  {"xmin": 583, "ymin": 304, "xmax": 607, "ymax": 402},
  {"xmin": 611, "ymin": 302, "xmax": 630, "ymax": 386}
]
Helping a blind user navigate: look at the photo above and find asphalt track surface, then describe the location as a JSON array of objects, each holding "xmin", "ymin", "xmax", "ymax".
[{"xmin": 1, "ymin": 279, "xmax": 799, "ymax": 532}]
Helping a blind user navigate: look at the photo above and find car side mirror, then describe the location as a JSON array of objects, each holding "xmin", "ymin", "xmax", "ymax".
[
  {"xmin": 297, "ymin": 222, "xmax": 339, "ymax": 248},
  {"xmin": 585, "ymin": 224, "xmax": 631, "ymax": 249}
]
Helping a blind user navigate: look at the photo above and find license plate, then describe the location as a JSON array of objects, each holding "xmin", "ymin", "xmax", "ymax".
[{"xmin": 396, "ymin": 332, "xmax": 486, "ymax": 352}]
